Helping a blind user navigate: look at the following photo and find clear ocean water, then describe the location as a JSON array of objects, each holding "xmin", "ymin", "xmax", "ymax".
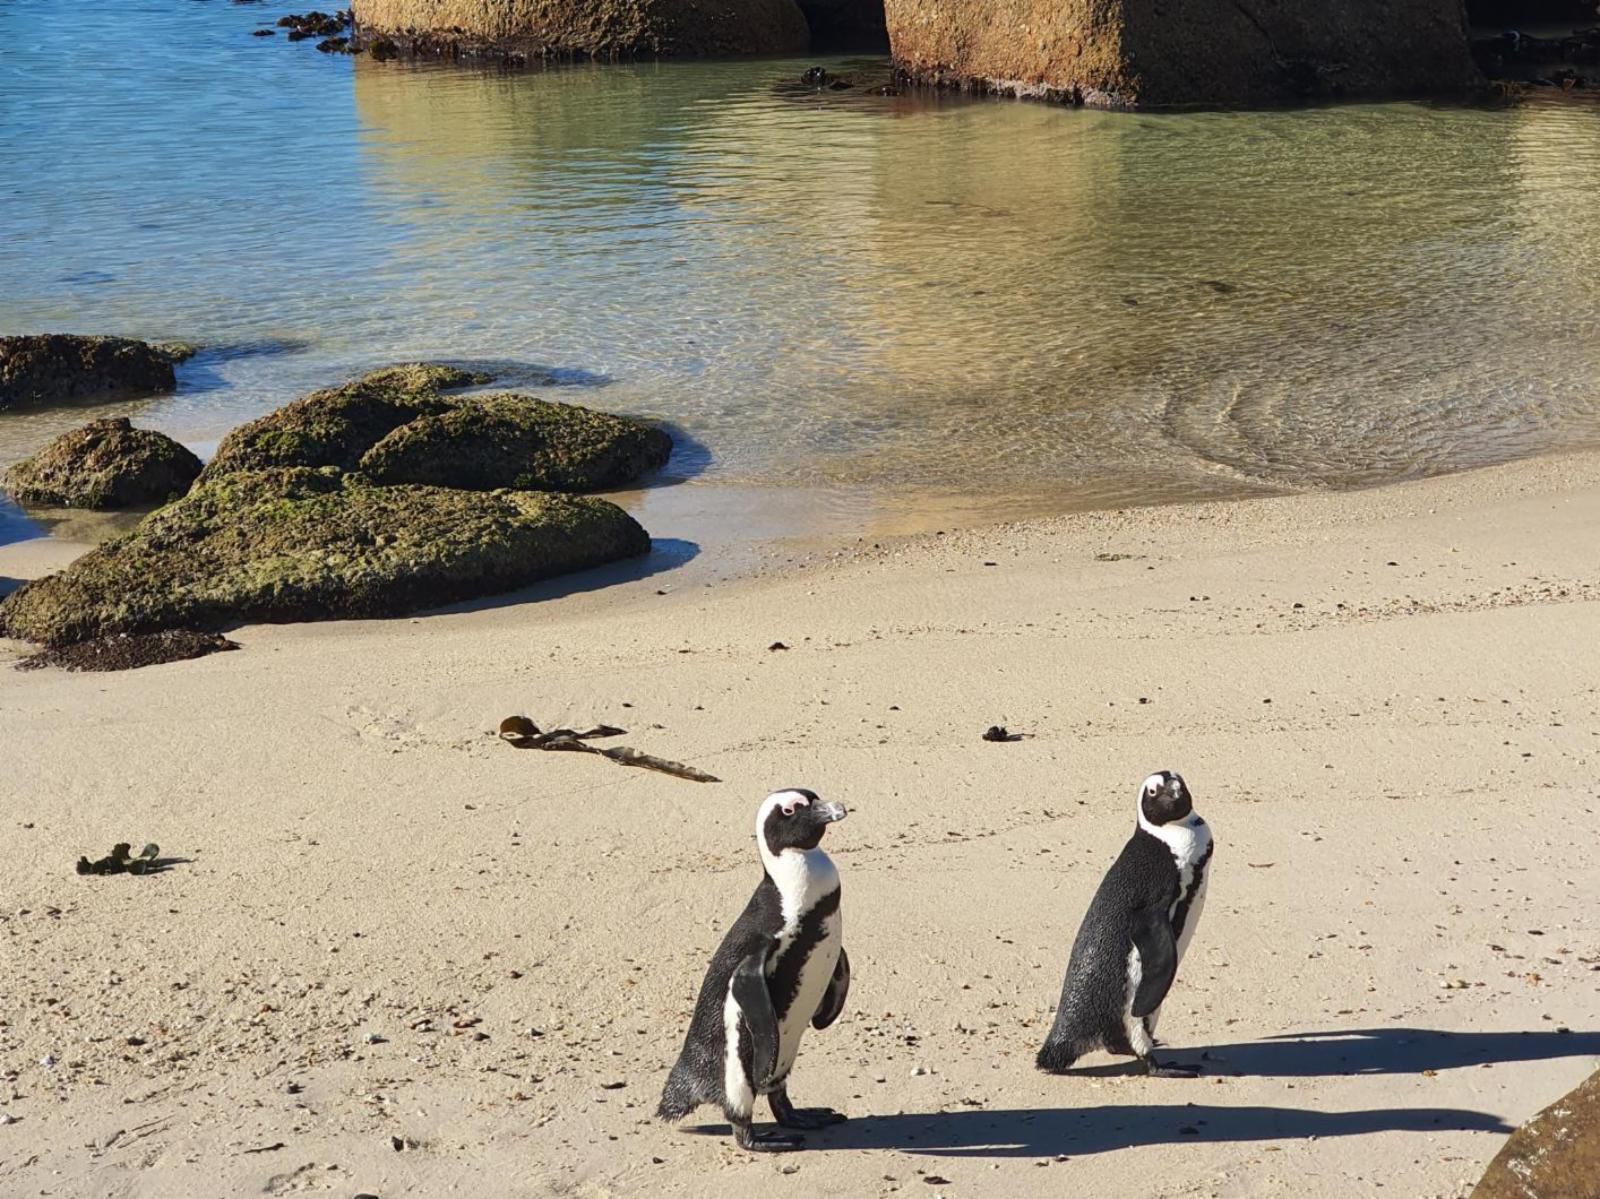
[{"xmin": 4, "ymin": 0, "xmax": 1600, "ymax": 544}]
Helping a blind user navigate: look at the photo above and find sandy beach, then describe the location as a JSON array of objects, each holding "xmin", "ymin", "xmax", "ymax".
[{"xmin": 2, "ymin": 453, "xmax": 1598, "ymax": 1198}]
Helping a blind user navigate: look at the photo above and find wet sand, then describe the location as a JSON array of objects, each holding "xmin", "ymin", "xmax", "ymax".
[{"xmin": 2, "ymin": 452, "xmax": 1597, "ymax": 1197}]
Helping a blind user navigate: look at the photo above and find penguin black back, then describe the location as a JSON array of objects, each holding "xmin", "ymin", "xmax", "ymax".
[
  {"xmin": 1038, "ymin": 771, "xmax": 1213, "ymax": 1077},
  {"xmin": 658, "ymin": 788, "xmax": 851, "ymax": 1152}
]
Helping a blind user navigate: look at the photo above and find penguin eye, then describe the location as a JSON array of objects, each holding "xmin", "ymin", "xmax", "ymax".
[{"xmin": 780, "ymin": 796, "xmax": 807, "ymax": 817}]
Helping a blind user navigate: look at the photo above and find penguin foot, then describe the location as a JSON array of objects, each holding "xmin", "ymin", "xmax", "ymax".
[
  {"xmin": 1140, "ymin": 1057, "xmax": 1198, "ymax": 1079},
  {"xmin": 774, "ymin": 1106, "xmax": 847, "ymax": 1130},
  {"xmin": 768, "ymin": 1087, "xmax": 847, "ymax": 1130},
  {"xmin": 733, "ymin": 1123, "xmax": 805, "ymax": 1153}
]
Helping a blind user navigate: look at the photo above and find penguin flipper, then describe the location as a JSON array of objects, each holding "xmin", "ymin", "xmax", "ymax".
[
  {"xmin": 812, "ymin": 947, "xmax": 850, "ymax": 1030},
  {"xmin": 1130, "ymin": 911, "xmax": 1178, "ymax": 1019},
  {"xmin": 731, "ymin": 949, "xmax": 779, "ymax": 1090}
]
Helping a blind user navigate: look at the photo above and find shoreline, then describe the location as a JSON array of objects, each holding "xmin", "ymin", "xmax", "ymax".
[{"xmin": 2, "ymin": 448, "xmax": 1598, "ymax": 1195}]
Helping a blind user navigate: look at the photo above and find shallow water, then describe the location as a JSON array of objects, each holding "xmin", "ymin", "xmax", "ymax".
[{"xmin": 5, "ymin": 0, "xmax": 1600, "ymax": 545}]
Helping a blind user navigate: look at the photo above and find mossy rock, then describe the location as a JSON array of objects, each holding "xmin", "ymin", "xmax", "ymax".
[
  {"xmin": 200, "ymin": 363, "xmax": 488, "ymax": 479},
  {"xmin": 1, "ymin": 334, "xmax": 178, "ymax": 410},
  {"xmin": 5, "ymin": 418, "xmax": 202, "ymax": 510},
  {"xmin": 151, "ymin": 341, "xmax": 199, "ymax": 364},
  {"xmin": 0, "ymin": 467, "xmax": 650, "ymax": 646},
  {"xmin": 361, "ymin": 393, "xmax": 673, "ymax": 492}
]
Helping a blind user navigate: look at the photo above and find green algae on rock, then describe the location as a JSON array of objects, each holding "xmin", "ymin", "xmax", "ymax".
[
  {"xmin": 360, "ymin": 393, "xmax": 673, "ymax": 493},
  {"xmin": 0, "ymin": 467, "xmax": 650, "ymax": 646},
  {"xmin": 4, "ymin": 417, "xmax": 203, "ymax": 510},
  {"xmin": 200, "ymin": 362, "xmax": 488, "ymax": 479},
  {"xmin": 0, "ymin": 334, "xmax": 179, "ymax": 410}
]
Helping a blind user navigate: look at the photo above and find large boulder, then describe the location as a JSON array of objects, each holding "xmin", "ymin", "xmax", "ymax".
[
  {"xmin": 4, "ymin": 418, "xmax": 202, "ymax": 510},
  {"xmin": 350, "ymin": 0, "xmax": 811, "ymax": 61},
  {"xmin": 0, "ymin": 468, "xmax": 650, "ymax": 646},
  {"xmin": 883, "ymin": 0, "xmax": 1483, "ymax": 109},
  {"xmin": 1471, "ymin": 1069, "xmax": 1600, "ymax": 1199},
  {"xmin": 200, "ymin": 363, "xmax": 486, "ymax": 479},
  {"xmin": 360, "ymin": 393, "xmax": 673, "ymax": 492},
  {"xmin": 0, "ymin": 335, "xmax": 179, "ymax": 410}
]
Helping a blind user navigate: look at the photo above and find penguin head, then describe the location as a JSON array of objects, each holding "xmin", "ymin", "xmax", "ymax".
[
  {"xmin": 757, "ymin": 788, "xmax": 848, "ymax": 855},
  {"xmin": 1138, "ymin": 770, "xmax": 1194, "ymax": 826}
]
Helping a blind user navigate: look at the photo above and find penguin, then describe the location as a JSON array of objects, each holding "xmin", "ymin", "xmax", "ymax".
[
  {"xmin": 1036, "ymin": 770, "xmax": 1213, "ymax": 1078},
  {"xmin": 657, "ymin": 788, "xmax": 851, "ymax": 1152}
]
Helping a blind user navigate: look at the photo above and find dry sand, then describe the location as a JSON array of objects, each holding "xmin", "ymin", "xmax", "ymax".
[{"xmin": 2, "ymin": 453, "xmax": 1598, "ymax": 1198}]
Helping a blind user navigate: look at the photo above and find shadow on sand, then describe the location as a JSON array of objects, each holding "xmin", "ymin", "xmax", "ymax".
[
  {"xmin": 423, "ymin": 537, "xmax": 700, "ymax": 620},
  {"xmin": 1060, "ymin": 1027, "xmax": 1600, "ymax": 1080},
  {"xmin": 687, "ymin": 1102, "xmax": 1510, "ymax": 1158}
]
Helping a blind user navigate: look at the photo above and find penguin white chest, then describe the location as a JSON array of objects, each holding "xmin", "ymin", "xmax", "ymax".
[
  {"xmin": 764, "ymin": 848, "xmax": 843, "ymax": 1089},
  {"xmin": 770, "ymin": 909, "xmax": 841, "ymax": 1084},
  {"xmin": 1135, "ymin": 815, "xmax": 1213, "ymax": 1038},
  {"xmin": 1173, "ymin": 859, "xmax": 1209, "ymax": 968}
]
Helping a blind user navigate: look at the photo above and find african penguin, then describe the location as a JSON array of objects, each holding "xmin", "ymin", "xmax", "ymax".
[
  {"xmin": 657, "ymin": 788, "xmax": 851, "ymax": 1152},
  {"xmin": 1036, "ymin": 770, "xmax": 1213, "ymax": 1078}
]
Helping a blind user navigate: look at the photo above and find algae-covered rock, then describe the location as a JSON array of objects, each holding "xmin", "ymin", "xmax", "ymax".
[
  {"xmin": 361, "ymin": 393, "xmax": 672, "ymax": 493},
  {"xmin": 151, "ymin": 341, "xmax": 199, "ymax": 364},
  {"xmin": 0, "ymin": 468, "xmax": 650, "ymax": 645},
  {"xmin": 5, "ymin": 418, "xmax": 203, "ymax": 510},
  {"xmin": 1, "ymin": 334, "xmax": 178, "ymax": 410},
  {"xmin": 201, "ymin": 363, "xmax": 487, "ymax": 479},
  {"xmin": 1471, "ymin": 1068, "xmax": 1600, "ymax": 1199}
]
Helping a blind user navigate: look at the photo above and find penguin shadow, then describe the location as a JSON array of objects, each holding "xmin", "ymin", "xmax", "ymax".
[
  {"xmin": 1157, "ymin": 1026, "xmax": 1600, "ymax": 1079},
  {"xmin": 808, "ymin": 1101, "xmax": 1511, "ymax": 1158}
]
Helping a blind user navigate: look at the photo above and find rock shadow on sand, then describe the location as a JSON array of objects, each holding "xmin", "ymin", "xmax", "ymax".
[
  {"xmin": 716, "ymin": 1101, "xmax": 1512, "ymax": 1159},
  {"xmin": 420, "ymin": 536, "xmax": 699, "ymax": 618}
]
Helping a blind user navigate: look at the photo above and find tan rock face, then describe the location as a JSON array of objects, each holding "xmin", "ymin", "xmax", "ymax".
[
  {"xmin": 1471, "ymin": 1069, "xmax": 1600, "ymax": 1199},
  {"xmin": 350, "ymin": 0, "xmax": 811, "ymax": 59},
  {"xmin": 883, "ymin": 0, "xmax": 1483, "ymax": 109}
]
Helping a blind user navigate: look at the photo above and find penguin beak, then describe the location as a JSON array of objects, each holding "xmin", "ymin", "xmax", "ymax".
[{"xmin": 814, "ymin": 801, "xmax": 848, "ymax": 824}]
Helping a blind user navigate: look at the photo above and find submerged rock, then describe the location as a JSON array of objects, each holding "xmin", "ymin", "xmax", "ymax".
[
  {"xmin": 360, "ymin": 393, "xmax": 672, "ymax": 493},
  {"xmin": 1471, "ymin": 1069, "xmax": 1600, "ymax": 1199},
  {"xmin": 0, "ymin": 468, "xmax": 650, "ymax": 646},
  {"xmin": 0, "ymin": 335, "xmax": 178, "ymax": 411},
  {"xmin": 4, "ymin": 418, "xmax": 202, "ymax": 510},
  {"xmin": 201, "ymin": 363, "xmax": 487, "ymax": 479}
]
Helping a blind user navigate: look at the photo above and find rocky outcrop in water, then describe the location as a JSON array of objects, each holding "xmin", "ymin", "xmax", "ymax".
[
  {"xmin": 200, "ymin": 363, "xmax": 487, "ymax": 479},
  {"xmin": 1471, "ymin": 24, "xmax": 1600, "ymax": 91},
  {"xmin": 349, "ymin": 0, "xmax": 810, "ymax": 62},
  {"xmin": 360, "ymin": 393, "xmax": 673, "ymax": 493},
  {"xmin": 4, "ymin": 418, "xmax": 202, "ymax": 510},
  {"xmin": 0, "ymin": 467, "xmax": 650, "ymax": 646},
  {"xmin": 202, "ymin": 364, "xmax": 670, "ymax": 493},
  {"xmin": 0, "ymin": 335, "xmax": 181, "ymax": 411},
  {"xmin": 882, "ymin": 0, "xmax": 1484, "ymax": 109},
  {"xmin": 1470, "ymin": 1069, "xmax": 1600, "ymax": 1199}
]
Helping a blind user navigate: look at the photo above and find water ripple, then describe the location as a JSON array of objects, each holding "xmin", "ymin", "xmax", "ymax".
[{"xmin": 4, "ymin": 1, "xmax": 1600, "ymax": 517}]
